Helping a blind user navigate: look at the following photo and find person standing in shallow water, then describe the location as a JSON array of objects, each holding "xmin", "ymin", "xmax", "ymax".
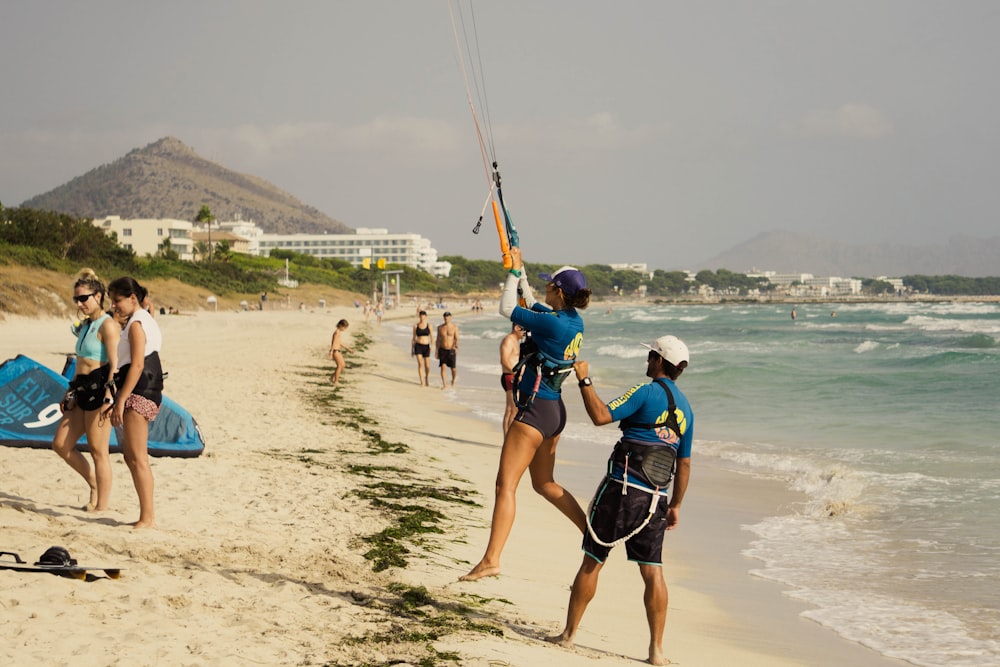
[
  {"xmin": 51, "ymin": 268, "xmax": 120, "ymax": 511},
  {"xmin": 107, "ymin": 276, "xmax": 164, "ymax": 529},
  {"xmin": 329, "ymin": 319, "xmax": 353, "ymax": 386},
  {"xmin": 499, "ymin": 323, "xmax": 526, "ymax": 434},
  {"xmin": 460, "ymin": 248, "xmax": 590, "ymax": 581}
]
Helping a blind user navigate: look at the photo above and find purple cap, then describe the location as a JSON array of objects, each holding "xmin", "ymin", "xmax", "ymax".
[{"xmin": 538, "ymin": 266, "xmax": 587, "ymax": 296}]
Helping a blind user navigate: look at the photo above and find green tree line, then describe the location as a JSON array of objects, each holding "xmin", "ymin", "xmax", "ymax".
[{"xmin": 4, "ymin": 205, "xmax": 1000, "ymax": 297}]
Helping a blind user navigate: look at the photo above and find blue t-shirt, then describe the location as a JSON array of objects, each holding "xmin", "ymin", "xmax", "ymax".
[
  {"xmin": 511, "ymin": 302, "xmax": 584, "ymax": 401},
  {"xmin": 607, "ymin": 378, "xmax": 694, "ymax": 459}
]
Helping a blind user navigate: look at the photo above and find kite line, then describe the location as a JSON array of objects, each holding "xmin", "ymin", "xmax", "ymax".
[{"xmin": 448, "ymin": 0, "xmax": 519, "ymax": 269}]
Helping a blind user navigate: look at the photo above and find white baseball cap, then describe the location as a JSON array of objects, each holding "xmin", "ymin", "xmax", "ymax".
[{"xmin": 641, "ymin": 335, "xmax": 689, "ymax": 366}]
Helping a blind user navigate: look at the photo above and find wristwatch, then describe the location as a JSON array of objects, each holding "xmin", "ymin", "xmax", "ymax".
[{"xmin": 578, "ymin": 377, "xmax": 592, "ymax": 388}]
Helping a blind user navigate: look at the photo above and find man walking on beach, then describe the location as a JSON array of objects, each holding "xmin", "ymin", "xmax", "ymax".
[
  {"xmin": 547, "ymin": 334, "xmax": 694, "ymax": 667},
  {"xmin": 435, "ymin": 311, "xmax": 459, "ymax": 388}
]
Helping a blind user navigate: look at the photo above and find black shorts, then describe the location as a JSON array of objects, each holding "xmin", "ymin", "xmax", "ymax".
[
  {"xmin": 514, "ymin": 396, "xmax": 567, "ymax": 439},
  {"xmin": 438, "ymin": 348, "xmax": 457, "ymax": 368},
  {"xmin": 582, "ymin": 476, "xmax": 669, "ymax": 565},
  {"xmin": 413, "ymin": 343, "xmax": 431, "ymax": 358}
]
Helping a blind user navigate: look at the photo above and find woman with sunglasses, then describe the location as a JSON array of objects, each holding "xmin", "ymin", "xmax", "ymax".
[
  {"xmin": 461, "ymin": 247, "xmax": 591, "ymax": 581},
  {"xmin": 51, "ymin": 268, "xmax": 120, "ymax": 511},
  {"xmin": 107, "ymin": 276, "xmax": 163, "ymax": 529}
]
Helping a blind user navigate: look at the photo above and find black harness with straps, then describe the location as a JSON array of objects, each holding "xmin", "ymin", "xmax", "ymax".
[
  {"xmin": 509, "ymin": 336, "xmax": 575, "ymax": 410},
  {"xmin": 612, "ymin": 380, "xmax": 681, "ymax": 488}
]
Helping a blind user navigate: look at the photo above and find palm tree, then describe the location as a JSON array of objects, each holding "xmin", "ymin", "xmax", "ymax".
[{"xmin": 195, "ymin": 205, "xmax": 215, "ymax": 262}]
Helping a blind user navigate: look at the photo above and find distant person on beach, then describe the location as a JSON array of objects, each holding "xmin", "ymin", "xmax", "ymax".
[
  {"xmin": 260, "ymin": 292, "xmax": 268, "ymax": 311},
  {"xmin": 791, "ymin": 307, "xmax": 797, "ymax": 321},
  {"xmin": 461, "ymin": 249, "xmax": 590, "ymax": 581},
  {"xmin": 52, "ymin": 268, "xmax": 120, "ymax": 512},
  {"xmin": 435, "ymin": 311, "xmax": 459, "ymax": 388},
  {"xmin": 411, "ymin": 310, "xmax": 432, "ymax": 386},
  {"xmin": 328, "ymin": 319, "xmax": 353, "ymax": 386},
  {"xmin": 499, "ymin": 323, "xmax": 526, "ymax": 434},
  {"xmin": 547, "ymin": 335, "xmax": 694, "ymax": 666},
  {"xmin": 107, "ymin": 276, "xmax": 164, "ymax": 529}
]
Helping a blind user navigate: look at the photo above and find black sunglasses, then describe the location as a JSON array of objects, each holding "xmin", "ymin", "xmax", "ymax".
[{"xmin": 72, "ymin": 293, "xmax": 96, "ymax": 304}]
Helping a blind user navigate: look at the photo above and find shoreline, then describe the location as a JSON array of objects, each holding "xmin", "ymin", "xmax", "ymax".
[
  {"xmin": 359, "ymin": 317, "xmax": 911, "ymax": 666},
  {"xmin": 1, "ymin": 310, "xmax": 909, "ymax": 665}
]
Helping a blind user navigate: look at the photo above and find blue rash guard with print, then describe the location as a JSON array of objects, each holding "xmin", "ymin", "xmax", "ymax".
[
  {"xmin": 510, "ymin": 302, "xmax": 584, "ymax": 401},
  {"xmin": 605, "ymin": 378, "xmax": 694, "ymax": 489}
]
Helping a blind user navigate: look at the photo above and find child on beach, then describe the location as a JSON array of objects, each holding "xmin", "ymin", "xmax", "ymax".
[{"xmin": 328, "ymin": 319, "xmax": 353, "ymax": 386}]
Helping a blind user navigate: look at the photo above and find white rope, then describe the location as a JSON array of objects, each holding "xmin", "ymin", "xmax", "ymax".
[{"xmin": 584, "ymin": 474, "xmax": 668, "ymax": 549}]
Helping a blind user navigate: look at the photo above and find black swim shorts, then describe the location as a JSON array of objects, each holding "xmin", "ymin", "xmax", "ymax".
[
  {"xmin": 582, "ymin": 476, "xmax": 669, "ymax": 565},
  {"xmin": 438, "ymin": 348, "xmax": 457, "ymax": 368},
  {"xmin": 413, "ymin": 343, "xmax": 431, "ymax": 357},
  {"xmin": 514, "ymin": 396, "xmax": 567, "ymax": 439}
]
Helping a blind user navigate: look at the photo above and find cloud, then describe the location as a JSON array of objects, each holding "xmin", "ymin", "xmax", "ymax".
[
  {"xmin": 799, "ymin": 104, "xmax": 892, "ymax": 140},
  {"xmin": 191, "ymin": 116, "xmax": 467, "ymax": 166},
  {"xmin": 497, "ymin": 112, "xmax": 671, "ymax": 154}
]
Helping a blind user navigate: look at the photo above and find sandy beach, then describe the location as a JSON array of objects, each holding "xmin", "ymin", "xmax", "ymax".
[{"xmin": 0, "ymin": 306, "xmax": 910, "ymax": 666}]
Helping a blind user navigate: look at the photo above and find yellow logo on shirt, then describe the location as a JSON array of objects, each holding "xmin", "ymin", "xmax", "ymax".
[{"xmin": 562, "ymin": 332, "xmax": 583, "ymax": 360}]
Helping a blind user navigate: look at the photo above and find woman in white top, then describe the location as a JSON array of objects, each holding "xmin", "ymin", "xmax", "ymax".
[{"xmin": 107, "ymin": 276, "xmax": 163, "ymax": 529}]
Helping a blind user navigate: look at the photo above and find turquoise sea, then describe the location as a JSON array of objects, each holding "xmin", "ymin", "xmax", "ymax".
[{"xmin": 387, "ymin": 300, "xmax": 1000, "ymax": 666}]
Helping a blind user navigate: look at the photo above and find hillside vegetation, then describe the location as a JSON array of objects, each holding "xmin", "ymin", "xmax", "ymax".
[{"xmin": 3, "ymin": 205, "xmax": 1000, "ymax": 322}]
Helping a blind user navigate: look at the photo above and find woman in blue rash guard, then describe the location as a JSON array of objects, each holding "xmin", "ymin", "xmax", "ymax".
[{"xmin": 461, "ymin": 246, "xmax": 590, "ymax": 581}]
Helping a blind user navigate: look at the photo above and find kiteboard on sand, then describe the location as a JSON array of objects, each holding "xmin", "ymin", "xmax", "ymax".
[{"xmin": 0, "ymin": 547, "xmax": 122, "ymax": 580}]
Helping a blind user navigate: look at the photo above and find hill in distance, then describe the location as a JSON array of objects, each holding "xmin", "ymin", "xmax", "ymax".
[
  {"xmin": 21, "ymin": 136, "xmax": 352, "ymax": 235},
  {"xmin": 697, "ymin": 230, "xmax": 1000, "ymax": 278}
]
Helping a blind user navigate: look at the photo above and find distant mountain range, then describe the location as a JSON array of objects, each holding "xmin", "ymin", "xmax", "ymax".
[
  {"xmin": 696, "ymin": 230, "xmax": 1000, "ymax": 278},
  {"xmin": 21, "ymin": 137, "xmax": 352, "ymax": 235}
]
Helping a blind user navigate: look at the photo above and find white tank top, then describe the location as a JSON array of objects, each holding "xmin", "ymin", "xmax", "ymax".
[{"xmin": 117, "ymin": 308, "xmax": 162, "ymax": 367}]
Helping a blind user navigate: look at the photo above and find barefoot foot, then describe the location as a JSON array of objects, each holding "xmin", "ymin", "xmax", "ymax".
[
  {"xmin": 647, "ymin": 649, "xmax": 671, "ymax": 666},
  {"xmin": 458, "ymin": 563, "xmax": 501, "ymax": 582},
  {"xmin": 545, "ymin": 633, "xmax": 575, "ymax": 650}
]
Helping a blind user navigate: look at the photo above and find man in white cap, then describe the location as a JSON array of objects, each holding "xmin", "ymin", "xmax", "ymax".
[{"xmin": 548, "ymin": 335, "xmax": 694, "ymax": 666}]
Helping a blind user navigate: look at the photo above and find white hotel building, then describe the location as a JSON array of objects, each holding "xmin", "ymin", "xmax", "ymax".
[
  {"xmin": 257, "ymin": 227, "xmax": 448, "ymax": 276},
  {"xmin": 92, "ymin": 217, "xmax": 450, "ymax": 276},
  {"xmin": 93, "ymin": 215, "xmax": 196, "ymax": 261}
]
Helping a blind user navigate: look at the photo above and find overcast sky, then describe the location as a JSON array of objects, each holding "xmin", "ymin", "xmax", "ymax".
[{"xmin": 2, "ymin": 1, "xmax": 999, "ymax": 269}]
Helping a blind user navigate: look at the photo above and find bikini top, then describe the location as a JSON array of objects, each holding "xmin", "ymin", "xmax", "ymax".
[
  {"xmin": 74, "ymin": 314, "xmax": 110, "ymax": 362},
  {"xmin": 415, "ymin": 324, "xmax": 431, "ymax": 336}
]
